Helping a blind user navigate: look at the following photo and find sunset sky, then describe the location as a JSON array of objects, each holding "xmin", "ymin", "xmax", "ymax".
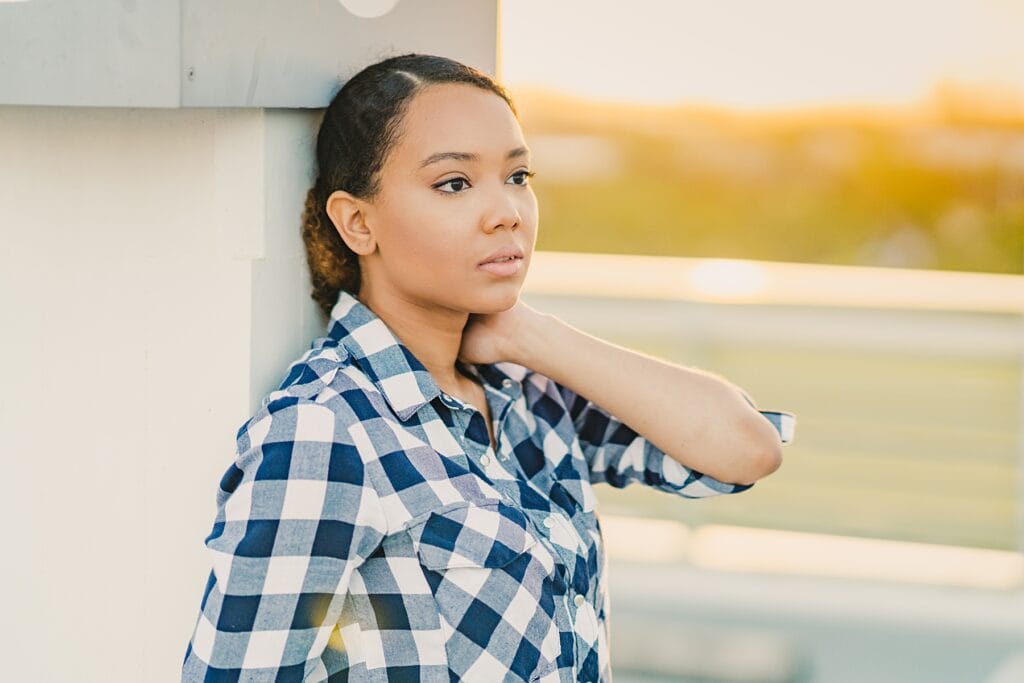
[{"xmin": 500, "ymin": 0, "xmax": 1024, "ymax": 109}]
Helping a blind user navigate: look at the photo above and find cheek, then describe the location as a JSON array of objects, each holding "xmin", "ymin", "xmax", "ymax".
[
  {"xmin": 520, "ymin": 195, "xmax": 540, "ymax": 232},
  {"xmin": 387, "ymin": 212, "xmax": 466, "ymax": 267}
]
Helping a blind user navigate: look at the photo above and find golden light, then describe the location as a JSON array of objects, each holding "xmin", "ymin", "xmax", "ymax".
[
  {"xmin": 687, "ymin": 259, "xmax": 770, "ymax": 301},
  {"xmin": 501, "ymin": 0, "xmax": 1024, "ymax": 110}
]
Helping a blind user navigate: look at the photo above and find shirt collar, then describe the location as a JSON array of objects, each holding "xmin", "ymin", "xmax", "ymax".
[{"xmin": 326, "ymin": 289, "xmax": 520, "ymax": 421}]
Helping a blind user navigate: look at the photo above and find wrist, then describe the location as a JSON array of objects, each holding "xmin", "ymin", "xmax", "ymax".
[{"xmin": 506, "ymin": 306, "xmax": 556, "ymax": 368}]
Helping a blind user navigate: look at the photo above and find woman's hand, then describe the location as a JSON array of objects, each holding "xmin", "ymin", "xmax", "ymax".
[{"xmin": 458, "ymin": 297, "xmax": 547, "ymax": 366}]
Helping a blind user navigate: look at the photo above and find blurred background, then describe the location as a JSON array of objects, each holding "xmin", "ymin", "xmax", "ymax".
[
  {"xmin": 501, "ymin": 1, "xmax": 1024, "ymax": 682},
  {"xmin": 2, "ymin": 1, "xmax": 1021, "ymax": 681}
]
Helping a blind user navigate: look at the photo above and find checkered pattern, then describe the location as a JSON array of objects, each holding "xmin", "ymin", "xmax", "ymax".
[{"xmin": 182, "ymin": 289, "xmax": 795, "ymax": 682}]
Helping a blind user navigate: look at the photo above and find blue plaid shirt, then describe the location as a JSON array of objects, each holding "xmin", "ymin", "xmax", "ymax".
[{"xmin": 182, "ymin": 290, "xmax": 795, "ymax": 682}]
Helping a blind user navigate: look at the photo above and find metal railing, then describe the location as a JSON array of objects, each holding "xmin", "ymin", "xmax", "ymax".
[{"xmin": 520, "ymin": 250, "xmax": 1024, "ymax": 683}]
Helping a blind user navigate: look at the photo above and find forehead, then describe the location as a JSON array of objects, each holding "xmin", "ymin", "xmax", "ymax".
[{"xmin": 390, "ymin": 83, "xmax": 526, "ymax": 167}]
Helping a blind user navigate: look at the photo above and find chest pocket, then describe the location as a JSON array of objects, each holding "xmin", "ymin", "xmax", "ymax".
[
  {"xmin": 406, "ymin": 499, "xmax": 561, "ymax": 681},
  {"xmin": 407, "ymin": 499, "xmax": 538, "ymax": 570}
]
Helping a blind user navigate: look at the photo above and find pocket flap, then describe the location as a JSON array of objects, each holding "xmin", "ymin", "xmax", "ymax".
[{"xmin": 408, "ymin": 500, "xmax": 538, "ymax": 570}]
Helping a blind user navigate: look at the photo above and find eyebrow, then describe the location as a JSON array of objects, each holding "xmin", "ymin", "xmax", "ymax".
[{"xmin": 418, "ymin": 146, "xmax": 531, "ymax": 169}]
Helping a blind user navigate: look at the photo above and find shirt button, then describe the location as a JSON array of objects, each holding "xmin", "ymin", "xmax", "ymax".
[
  {"xmin": 502, "ymin": 378, "xmax": 512, "ymax": 388},
  {"xmin": 574, "ymin": 594, "xmax": 585, "ymax": 608},
  {"xmin": 543, "ymin": 515, "xmax": 555, "ymax": 528},
  {"xmin": 480, "ymin": 454, "xmax": 491, "ymax": 466}
]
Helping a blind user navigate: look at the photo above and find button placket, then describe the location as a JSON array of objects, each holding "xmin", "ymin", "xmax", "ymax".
[
  {"xmin": 484, "ymin": 378, "xmax": 519, "ymax": 461},
  {"xmin": 453, "ymin": 402, "xmax": 502, "ymax": 475},
  {"xmin": 445, "ymin": 405, "xmax": 471, "ymax": 453}
]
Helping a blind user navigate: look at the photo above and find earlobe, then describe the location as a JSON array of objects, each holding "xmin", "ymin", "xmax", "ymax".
[{"xmin": 326, "ymin": 190, "xmax": 376, "ymax": 255}]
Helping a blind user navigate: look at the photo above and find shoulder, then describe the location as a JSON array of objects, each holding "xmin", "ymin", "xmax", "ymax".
[
  {"xmin": 500, "ymin": 362, "xmax": 571, "ymax": 402},
  {"xmin": 220, "ymin": 339, "xmax": 388, "ymax": 505},
  {"xmin": 233, "ymin": 336, "xmax": 381, "ymax": 452},
  {"xmin": 491, "ymin": 360, "xmax": 555, "ymax": 394},
  {"xmin": 491, "ymin": 361, "xmax": 578, "ymax": 423},
  {"xmin": 272, "ymin": 336, "xmax": 353, "ymax": 398}
]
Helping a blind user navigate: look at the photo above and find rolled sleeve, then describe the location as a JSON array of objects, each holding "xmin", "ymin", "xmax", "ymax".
[{"xmin": 552, "ymin": 379, "xmax": 769, "ymax": 498}]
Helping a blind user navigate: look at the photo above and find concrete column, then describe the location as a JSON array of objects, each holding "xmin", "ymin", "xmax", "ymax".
[{"xmin": 0, "ymin": 105, "xmax": 324, "ymax": 681}]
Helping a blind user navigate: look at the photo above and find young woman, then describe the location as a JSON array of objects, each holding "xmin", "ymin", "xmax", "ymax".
[{"xmin": 182, "ymin": 53, "xmax": 794, "ymax": 683}]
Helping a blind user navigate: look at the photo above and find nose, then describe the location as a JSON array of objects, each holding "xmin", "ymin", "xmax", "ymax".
[{"xmin": 485, "ymin": 183, "xmax": 521, "ymax": 232}]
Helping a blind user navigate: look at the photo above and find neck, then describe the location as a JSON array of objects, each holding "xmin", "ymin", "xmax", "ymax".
[{"xmin": 356, "ymin": 284, "xmax": 473, "ymax": 394}]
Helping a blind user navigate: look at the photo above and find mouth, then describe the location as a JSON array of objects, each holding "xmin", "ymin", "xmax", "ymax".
[
  {"xmin": 477, "ymin": 255, "xmax": 524, "ymax": 276},
  {"xmin": 480, "ymin": 255, "xmax": 522, "ymax": 265},
  {"xmin": 478, "ymin": 248, "xmax": 525, "ymax": 266}
]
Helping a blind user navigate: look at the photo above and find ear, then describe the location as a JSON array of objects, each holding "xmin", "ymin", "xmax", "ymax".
[{"xmin": 325, "ymin": 189, "xmax": 377, "ymax": 256}]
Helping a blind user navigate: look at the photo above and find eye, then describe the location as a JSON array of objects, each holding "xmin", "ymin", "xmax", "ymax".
[
  {"xmin": 509, "ymin": 170, "xmax": 536, "ymax": 186},
  {"xmin": 434, "ymin": 176, "xmax": 470, "ymax": 195},
  {"xmin": 432, "ymin": 170, "xmax": 536, "ymax": 197}
]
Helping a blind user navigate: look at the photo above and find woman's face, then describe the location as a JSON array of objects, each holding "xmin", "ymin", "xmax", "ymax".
[{"xmin": 357, "ymin": 82, "xmax": 538, "ymax": 314}]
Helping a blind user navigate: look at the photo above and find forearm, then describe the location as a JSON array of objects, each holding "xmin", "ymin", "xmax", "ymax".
[{"xmin": 509, "ymin": 311, "xmax": 782, "ymax": 486}]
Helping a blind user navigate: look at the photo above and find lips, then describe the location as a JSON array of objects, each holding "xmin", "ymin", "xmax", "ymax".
[{"xmin": 479, "ymin": 245, "xmax": 525, "ymax": 265}]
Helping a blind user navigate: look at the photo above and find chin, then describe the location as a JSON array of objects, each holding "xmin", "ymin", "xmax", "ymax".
[{"xmin": 469, "ymin": 286, "xmax": 521, "ymax": 314}]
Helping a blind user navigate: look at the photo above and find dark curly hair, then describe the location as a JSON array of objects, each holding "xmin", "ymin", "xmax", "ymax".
[{"xmin": 301, "ymin": 52, "xmax": 519, "ymax": 320}]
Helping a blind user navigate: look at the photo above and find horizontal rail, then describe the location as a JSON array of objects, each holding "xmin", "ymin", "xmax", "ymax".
[{"xmin": 524, "ymin": 250, "xmax": 1024, "ymax": 314}]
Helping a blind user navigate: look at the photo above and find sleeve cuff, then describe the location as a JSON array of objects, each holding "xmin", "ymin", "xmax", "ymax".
[{"xmin": 758, "ymin": 410, "xmax": 796, "ymax": 443}]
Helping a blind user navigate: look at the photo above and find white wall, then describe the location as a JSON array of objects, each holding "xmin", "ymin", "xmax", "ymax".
[{"xmin": 0, "ymin": 105, "xmax": 325, "ymax": 681}]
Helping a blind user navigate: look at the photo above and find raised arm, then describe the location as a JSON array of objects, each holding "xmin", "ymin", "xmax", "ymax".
[{"xmin": 509, "ymin": 310, "xmax": 784, "ymax": 487}]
